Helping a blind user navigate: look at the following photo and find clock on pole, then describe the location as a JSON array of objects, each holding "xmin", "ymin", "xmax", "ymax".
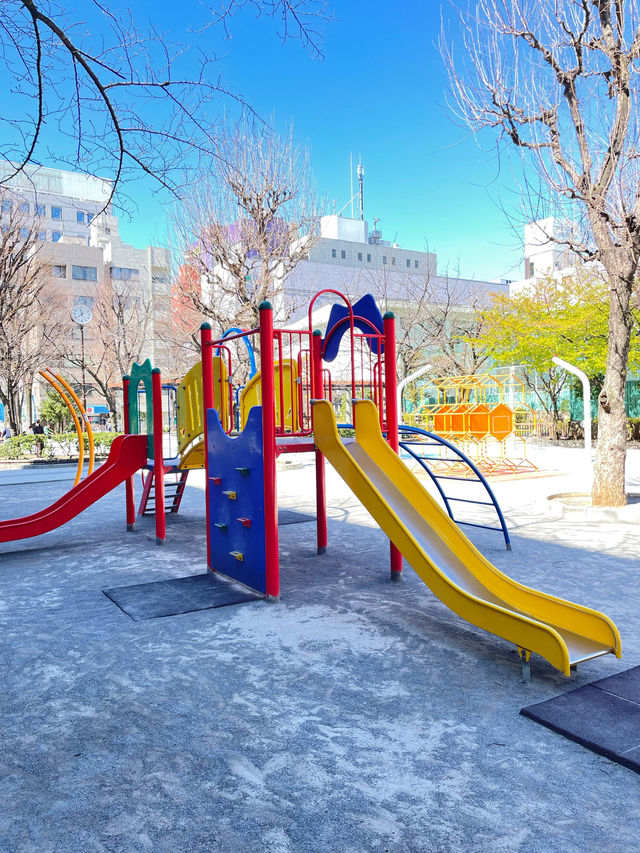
[{"xmin": 71, "ymin": 304, "xmax": 93, "ymax": 409}]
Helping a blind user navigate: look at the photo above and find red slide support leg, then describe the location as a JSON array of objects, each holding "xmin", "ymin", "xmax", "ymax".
[
  {"xmin": 384, "ymin": 312, "xmax": 403, "ymax": 582},
  {"xmin": 123, "ymin": 374, "xmax": 136, "ymax": 531},
  {"xmin": 151, "ymin": 368, "xmax": 166, "ymax": 545},
  {"xmin": 312, "ymin": 330, "xmax": 327, "ymax": 555}
]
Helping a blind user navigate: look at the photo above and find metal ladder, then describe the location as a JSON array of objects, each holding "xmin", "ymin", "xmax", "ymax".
[{"xmin": 138, "ymin": 469, "xmax": 189, "ymax": 516}]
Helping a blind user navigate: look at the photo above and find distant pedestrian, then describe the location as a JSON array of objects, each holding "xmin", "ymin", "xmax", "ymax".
[
  {"xmin": 33, "ymin": 420, "xmax": 45, "ymax": 457},
  {"xmin": 1, "ymin": 423, "xmax": 12, "ymax": 441}
]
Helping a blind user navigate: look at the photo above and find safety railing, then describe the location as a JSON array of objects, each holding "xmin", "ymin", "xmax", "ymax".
[{"xmin": 397, "ymin": 424, "xmax": 511, "ymax": 549}]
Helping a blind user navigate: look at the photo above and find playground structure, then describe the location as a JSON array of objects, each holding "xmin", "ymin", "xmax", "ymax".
[
  {"xmin": 402, "ymin": 370, "xmax": 538, "ymax": 476},
  {"xmin": 0, "ymin": 290, "xmax": 622, "ymax": 679}
]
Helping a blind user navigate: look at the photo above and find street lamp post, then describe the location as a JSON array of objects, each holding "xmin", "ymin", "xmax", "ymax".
[{"xmin": 71, "ymin": 304, "xmax": 93, "ymax": 411}]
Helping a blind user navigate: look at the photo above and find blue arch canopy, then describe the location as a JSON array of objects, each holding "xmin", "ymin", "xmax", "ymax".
[{"xmin": 321, "ymin": 294, "xmax": 384, "ymax": 363}]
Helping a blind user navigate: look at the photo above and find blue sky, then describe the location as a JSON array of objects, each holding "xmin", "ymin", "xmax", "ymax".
[{"xmin": 112, "ymin": 1, "xmax": 526, "ymax": 282}]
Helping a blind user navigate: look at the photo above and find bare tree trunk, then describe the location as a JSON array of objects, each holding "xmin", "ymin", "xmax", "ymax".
[{"xmin": 593, "ymin": 275, "xmax": 633, "ymax": 505}]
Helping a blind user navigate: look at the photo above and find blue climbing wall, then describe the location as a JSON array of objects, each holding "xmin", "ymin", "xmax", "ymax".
[{"xmin": 207, "ymin": 406, "xmax": 267, "ymax": 594}]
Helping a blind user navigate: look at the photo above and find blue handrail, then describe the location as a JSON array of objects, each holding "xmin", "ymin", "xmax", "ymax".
[
  {"xmin": 398, "ymin": 424, "xmax": 511, "ymax": 549},
  {"xmin": 336, "ymin": 421, "xmax": 511, "ymax": 549}
]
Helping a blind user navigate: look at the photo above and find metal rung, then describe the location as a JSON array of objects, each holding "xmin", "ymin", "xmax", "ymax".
[
  {"xmin": 458, "ymin": 521, "xmax": 502, "ymax": 533},
  {"xmin": 431, "ymin": 474, "xmax": 481, "ymax": 483}
]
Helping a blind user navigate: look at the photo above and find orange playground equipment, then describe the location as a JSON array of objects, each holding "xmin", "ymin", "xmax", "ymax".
[{"xmin": 403, "ymin": 371, "xmax": 538, "ymax": 476}]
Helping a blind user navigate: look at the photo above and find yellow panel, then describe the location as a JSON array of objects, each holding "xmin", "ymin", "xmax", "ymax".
[
  {"xmin": 179, "ymin": 440, "xmax": 205, "ymax": 470},
  {"xmin": 313, "ymin": 399, "xmax": 621, "ymax": 676},
  {"xmin": 177, "ymin": 358, "xmax": 228, "ymax": 465},
  {"xmin": 240, "ymin": 360, "xmax": 299, "ymax": 431}
]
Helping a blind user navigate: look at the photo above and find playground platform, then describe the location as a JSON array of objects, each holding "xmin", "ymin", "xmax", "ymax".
[{"xmin": 1, "ymin": 444, "xmax": 639, "ymax": 852}]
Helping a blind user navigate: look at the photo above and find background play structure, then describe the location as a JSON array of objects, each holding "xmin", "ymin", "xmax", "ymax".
[{"xmin": 0, "ymin": 290, "xmax": 621, "ymax": 679}]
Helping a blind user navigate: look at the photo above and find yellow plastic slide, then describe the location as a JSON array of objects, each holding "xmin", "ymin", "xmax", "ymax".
[{"xmin": 313, "ymin": 399, "xmax": 621, "ymax": 676}]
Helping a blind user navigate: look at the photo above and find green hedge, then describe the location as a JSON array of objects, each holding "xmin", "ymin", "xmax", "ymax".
[{"xmin": 0, "ymin": 431, "xmax": 122, "ymax": 460}]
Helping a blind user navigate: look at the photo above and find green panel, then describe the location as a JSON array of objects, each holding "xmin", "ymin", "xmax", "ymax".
[
  {"xmin": 626, "ymin": 380, "xmax": 640, "ymax": 418},
  {"xmin": 570, "ymin": 380, "xmax": 640, "ymax": 419},
  {"xmin": 128, "ymin": 359, "xmax": 154, "ymax": 458}
]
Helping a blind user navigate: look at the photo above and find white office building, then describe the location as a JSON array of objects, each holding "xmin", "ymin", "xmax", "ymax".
[
  {"xmin": 0, "ymin": 164, "xmax": 171, "ymax": 424},
  {"xmin": 285, "ymin": 214, "xmax": 508, "ymax": 319}
]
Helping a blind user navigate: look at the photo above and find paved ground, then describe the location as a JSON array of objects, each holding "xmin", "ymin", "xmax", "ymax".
[{"xmin": 1, "ymin": 445, "xmax": 639, "ymax": 852}]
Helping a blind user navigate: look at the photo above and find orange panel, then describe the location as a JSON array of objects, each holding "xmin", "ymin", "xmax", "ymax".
[
  {"xmin": 469, "ymin": 404, "xmax": 490, "ymax": 438},
  {"xmin": 489, "ymin": 403, "xmax": 514, "ymax": 441}
]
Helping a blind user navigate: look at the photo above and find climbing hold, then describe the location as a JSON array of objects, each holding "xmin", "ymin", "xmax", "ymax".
[
  {"xmin": 211, "ymin": 477, "xmax": 222, "ymax": 485},
  {"xmin": 214, "ymin": 523, "xmax": 228, "ymax": 532},
  {"xmin": 237, "ymin": 517, "xmax": 252, "ymax": 528},
  {"xmin": 223, "ymin": 490, "xmax": 237, "ymax": 500},
  {"xmin": 230, "ymin": 551, "xmax": 244, "ymax": 562},
  {"xmin": 235, "ymin": 467, "xmax": 250, "ymax": 477}
]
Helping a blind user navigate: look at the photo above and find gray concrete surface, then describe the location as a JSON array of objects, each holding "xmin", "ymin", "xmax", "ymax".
[{"xmin": 1, "ymin": 446, "xmax": 639, "ymax": 852}]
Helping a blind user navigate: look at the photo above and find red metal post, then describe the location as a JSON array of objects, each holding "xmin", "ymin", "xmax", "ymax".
[
  {"xmin": 383, "ymin": 312, "xmax": 403, "ymax": 582},
  {"xmin": 122, "ymin": 375, "xmax": 136, "ymax": 531},
  {"xmin": 312, "ymin": 330, "xmax": 328, "ymax": 555},
  {"xmin": 151, "ymin": 368, "xmax": 166, "ymax": 544},
  {"xmin": 260, "ymin": 302, "xmax": 279, "ymax": 599},
  {"xmin": 201, "ymin": 323, "xmax": 215, "ymax": 572}
]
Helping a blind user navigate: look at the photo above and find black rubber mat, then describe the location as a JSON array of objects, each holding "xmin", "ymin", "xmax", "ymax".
[
  {"xmin": 103, "ymin": 572, "xmax": 262, "ymax": 621},
  {"xmin": 278, "ymin": 509, "xmax": 315, "ymax": 525},
  {"xmin": 521, "ymin": 665, "xmax": 640, "ymax": 774}
]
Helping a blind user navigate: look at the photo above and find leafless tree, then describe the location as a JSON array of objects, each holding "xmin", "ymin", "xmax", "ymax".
[
  {"xmin": 170, "ymin": 121, "xmax": 322, "ymax": 347},
  {"xmin": 46, "ymin": 272, "xmax": 155, "ymax": 424},
  {"xmin": 0, "ymin": 1, "xmax": 332, "ymax": 212},
  {"xmin": 0, "ymin": 195, "xmax": 63, "ymax": 431},
  {"xmin": 350, "ymin": 261, "xmax": 494, "ymax": 381},
  {"xmin": 443, "ymin": 0, "xmax": 640, "ymax": 505}
]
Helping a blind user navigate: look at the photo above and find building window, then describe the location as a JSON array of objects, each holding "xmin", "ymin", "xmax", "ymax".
[
  {"xmin": 36, "ymin": 204, "xmax": 46, "ymax": 217},
  {"xmin": 152, "ymin": 271, "xmax": 170, "ymax": 284},
  {"xmin": 367, "ymin": 253, "xmax": 371, "ymax": 263},
  {"xmin": 110, "ymin": 266, "xmax": 140, "ymax": 280},
  {"xmin": 406, "ymin": 259, "xmax": 411, "ymax": 268},
  {"xmin": 528, "ymin": 261, "xmax": 535, "ymax": 277},
  {"xmin": 52, "ymin": 230, "xmax": 62, "ymax": 242},
  {"xmin": 51, "ymin": 206, "xmax": 62, "ymax": 220},
  {"xmin": 19, "ymin": 202, "xmax": 29, "ymax": 213},
  {"xmin": 331, "ymin": 249, "xmax": 336, "ymax": 258},
  {"xmin": 341, "ymin": 250, "xmax": 346, "ymax": 259},
  {"xmin": 74, "ymin": 295, "xmax": 95, "ymax": 309},
  {"xmin": 383, "ymin": 256, "xmax": 387, "ymax": 265},
  {"xmin": 72, "ymin": 265, "xmax": 98, "ymax": 281},
  {"xmin": 414, "ymin": 260, "xmax": 419, "ymax": 269},
  {"xmin": 38, "ymin": 230, "xmax": 46, "ymax": 241},
  {"xmin": 20, "ymin": 227, "xmax": 29, "ymax": 239},
  {"xmin": 1, "ymin": 200, "xmax": 11, "ymax": 213},
  {"xmin": 77, "ymin": 211, "xmax": 85, "ymax": 223},
  {"xmin": 86, "ymin": 213, "xmax": 93, "ymax": 223},
  {"xmin": 391, "ymin": 257, "xmax": 396, "ymax": 266},
  {"xmin": 357, "ymin": 252, "xmax": 363, "ymax": 261},
  {"xmin": 52, "ymin": 265, "xmax": 66, "ymax": 278}
]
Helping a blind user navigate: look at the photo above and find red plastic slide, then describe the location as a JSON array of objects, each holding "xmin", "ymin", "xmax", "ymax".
[{"xmin": 0, "ymin": 434, "xmax": 148, "ymax": 543}]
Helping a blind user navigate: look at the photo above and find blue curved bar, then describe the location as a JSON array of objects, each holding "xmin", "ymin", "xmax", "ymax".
[
  {"xmin": 398, "ymin": 424, "xmax": 511, "ymax": 549},
  {"xmin": 215, "ymin": 327, "xmax": 257, "ymax": 378}
]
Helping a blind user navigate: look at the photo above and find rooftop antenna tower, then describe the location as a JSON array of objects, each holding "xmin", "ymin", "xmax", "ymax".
[
  {"xmin": 350, "ymin": 153, "xmax": 354, "ymax": 218},
  {"xmin": 357, "ymin": 158, "xmax": 364, "ymax": 220},
  {"xmin": 336, "ymin": 155, "xmax": 366, "ymax": 219}
]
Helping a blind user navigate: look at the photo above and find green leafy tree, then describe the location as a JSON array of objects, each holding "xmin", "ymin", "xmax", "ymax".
[
  {"xmin": 476, "ymin": 274, "xmax": 640, "ymax": 439},
  {"xmin": 38, "ymin": 389, "xmax": 69, "ymax": 432},
  {"xmin": 444, "ymin": 1, "xmax": 640, "ymax": 505}
]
